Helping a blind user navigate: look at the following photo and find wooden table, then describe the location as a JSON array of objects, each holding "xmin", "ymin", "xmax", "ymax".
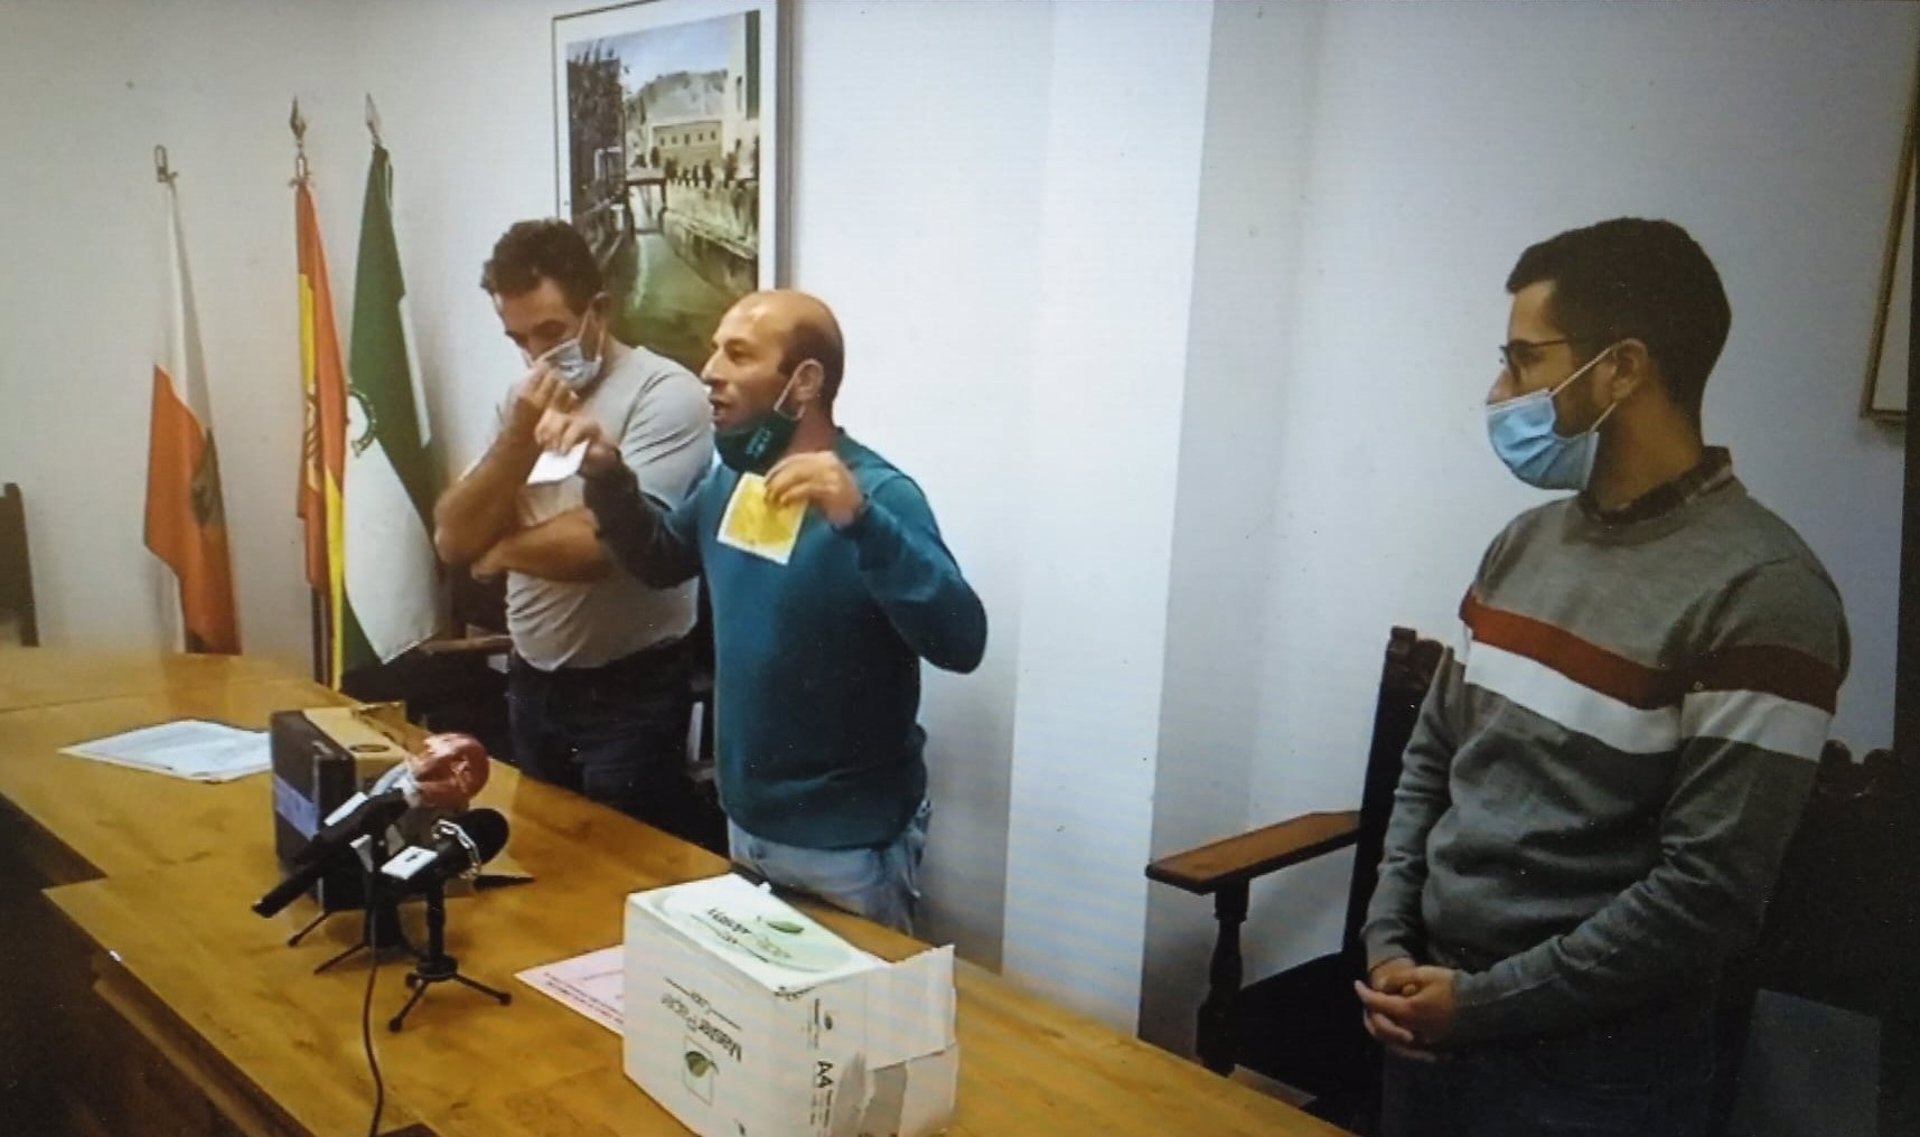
[{"xmin": 0, "ymin": 647, "xmax": 1349, "ymax": 1137}]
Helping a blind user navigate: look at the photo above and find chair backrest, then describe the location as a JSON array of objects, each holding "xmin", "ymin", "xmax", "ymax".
[
  {"xmin": 449, "ymin": 569, "xmax": 505, "ymax": 636},
  {"xmin": 0, "ymin": 483, "xmax": 38, "ymax": 646},
  {"xmin": 1743, "ymin": 741, "xmax": 1902, "ymax": 1018},
  {"xmin": 1339, "ymin": 626, "xmax": 1445, "ymax": 954}
]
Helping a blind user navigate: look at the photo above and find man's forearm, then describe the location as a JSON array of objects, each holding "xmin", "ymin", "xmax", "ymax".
[
  {"xmin": 1361, "ymin": 652, "xmax": 1465, "ymax": 968},
  {"xmin": 434, "ymin": 429, "xmax": 542, "ymax": 565},
  {"xmin": 476, "ymin": 509, "xmax": 610, "ymax": 583},
  {"xmin": 581, "ymin": 464, "xmax": 703, "ymax": 588}
]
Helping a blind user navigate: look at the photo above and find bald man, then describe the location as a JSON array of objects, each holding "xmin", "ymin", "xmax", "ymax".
[{"xmin": 551, "ymin": 291, "xmax": 987, "ymax": 933}]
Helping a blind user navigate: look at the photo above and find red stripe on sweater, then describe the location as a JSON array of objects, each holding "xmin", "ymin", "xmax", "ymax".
[
  {"xmin": 1691, "ymin": 645, "xmax": 1839, "ymax": 714},
  {"xmin": 1459, "ymin": 592, "xmax": 1682, "ymax": 710}
]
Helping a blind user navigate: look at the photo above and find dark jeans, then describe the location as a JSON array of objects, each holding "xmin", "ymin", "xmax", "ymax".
[
  {"xmin": 507, "ymin": 637, "xmax": 699, "ymax": 840},
  {"xmin": 1380, "ymin": 995, "xmax": 1715, "ymax": 1137}
]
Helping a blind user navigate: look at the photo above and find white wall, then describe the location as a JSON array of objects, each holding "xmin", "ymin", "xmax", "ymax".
[
  {"xmin": 1139, "ymin": 0, "xmax": 1325, "ymax": 1055},
  {"xmin": 997, "ymin": 0, "xmax": 1214, "ymax": 1028},
  {"xmin": 0, "ymin": 0, "xmax": 368, "ymax": 673}
]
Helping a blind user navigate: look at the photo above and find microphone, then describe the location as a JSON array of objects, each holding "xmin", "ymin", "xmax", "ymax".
[
  {"xmin": 379, "ymin": 809, "xmax": 510, "ymax": 887},
  {"xmin": 372, "ymin": 732, "xmax": 492, "ymax": 811},
  {"xmin": 250, "ymin": 792, "xmax": 411, "ymax": 918},
  {"xmin": 252, "ymin": 734, "xmax": 494, "ymax": 918}
]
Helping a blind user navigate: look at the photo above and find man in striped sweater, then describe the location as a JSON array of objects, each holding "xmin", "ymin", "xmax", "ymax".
[{"xmin": 1355, "ymin": 218, "xmax": 1850, "ymax": 1136}]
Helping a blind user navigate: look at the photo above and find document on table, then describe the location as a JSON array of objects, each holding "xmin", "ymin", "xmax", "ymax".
[
  {"xmin": 516, "ymin": 944, "xmax": 624, "ymax": 1034},
  {"xmin": 60, "ymin": 719, "xmax": 271, "ymax": 783}
]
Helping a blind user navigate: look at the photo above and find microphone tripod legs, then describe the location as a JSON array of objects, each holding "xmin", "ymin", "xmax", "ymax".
[
  {"xmin": 387, "ymin": 880, "xmax": 511, "ymax": 1032},
  {"xmin": 312, "ymin": 899, "xmax": 412, "ymax": 975}
]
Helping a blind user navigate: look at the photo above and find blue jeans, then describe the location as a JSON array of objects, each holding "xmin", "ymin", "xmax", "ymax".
[
  {"xmin": 1379, "ymin": 995, "xmax": 1714, "ymax": 1137},
  {"xmin": 507, "ymin": 639, "xmax": 699, "ymax": 840},
  {"xmin": 727, "ymin": 799, "xmax": 931, "ymax": 935}
]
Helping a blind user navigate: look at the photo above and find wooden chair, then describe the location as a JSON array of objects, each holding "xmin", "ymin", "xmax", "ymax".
[
  {"xmin": 0, "ymin": 483, "xmax": 39, "ymax": 646},
  {"xmin": 1149, "ymin": 627, "xmax": 1902, "ymax": 1133},
  {"xmin": 1146, "ymin": 626, "xmax": 1443, "ymax": 1129},
  {"xmin": 340, "ymin": 571, "xmax": 511, "ymax": 759},
  {"xmin": 1711, "ymin": 741, "xmax": 1911, "ymax": 1136}
]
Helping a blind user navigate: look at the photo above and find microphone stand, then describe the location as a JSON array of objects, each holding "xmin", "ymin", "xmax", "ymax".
[
  {"xmin": 312, "ymin": 897, "xmax": 411, "ymax": 975},
  {"xmin": 387, "ymin": 876, "xmax": 512, "ymax": 1032},
  {"xmin": 309, "ymin": 835, "xmax": 414, "ymax": 975}
]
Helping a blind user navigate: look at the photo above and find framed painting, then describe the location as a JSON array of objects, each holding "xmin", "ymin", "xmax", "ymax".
[
  {"xmin": 1863, "ymin": 72, "xmax": 1916, "ymax": 422},
  {"xmin": 553, "ymin": 0, "xmax": 788, "ymax": 374}
]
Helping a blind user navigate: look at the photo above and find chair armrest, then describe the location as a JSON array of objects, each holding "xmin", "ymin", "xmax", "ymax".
[
  {"xmin": 1146, "ymin": 810, "xmax": 1361, "ymax": 895},
  {"xmin": 415, "ymin": 634, "xmax": 514, "ymax": 658}
]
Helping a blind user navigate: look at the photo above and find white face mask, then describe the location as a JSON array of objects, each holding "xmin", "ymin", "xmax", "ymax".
[{"xmin": 539, "ymin": 311, "xmax": 605, "ymax": 389}]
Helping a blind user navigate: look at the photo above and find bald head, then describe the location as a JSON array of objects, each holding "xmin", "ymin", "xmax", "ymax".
[{"xmin": 729, "ymin": 290, "xmax": 846, "ymax": 401}]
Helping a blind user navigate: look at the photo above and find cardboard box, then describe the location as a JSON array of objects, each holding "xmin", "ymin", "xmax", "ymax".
[
  {"xmin": 267, "ymin": 703, "xmax": 413, "ymax": 910},
  {"xmin": 623, "ymin": 873, "xmax": 958, "ymax": 1137}
]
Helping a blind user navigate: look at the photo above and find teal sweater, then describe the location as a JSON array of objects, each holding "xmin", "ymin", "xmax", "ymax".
[{"xmin": 583, "ymin": 431, "xmax": 986, "ymax": 848}]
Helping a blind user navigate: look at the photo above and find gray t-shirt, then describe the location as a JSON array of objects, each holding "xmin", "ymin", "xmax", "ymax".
[{"xmin": 502, "ymin": 342, "xmax": 712, "ymax": 670}]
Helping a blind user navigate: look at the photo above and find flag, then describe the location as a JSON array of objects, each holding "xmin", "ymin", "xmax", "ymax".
[
  {"xmin": 146, "ymin": 179, "xmax": 240, "ymax": 654},
  {"xmin": 343, "ymin": 142, "xmax": 441, "ymax": 670},
  {"xmin": 295, "ymin": 177, "xmax": 351, "ymax": 683}
]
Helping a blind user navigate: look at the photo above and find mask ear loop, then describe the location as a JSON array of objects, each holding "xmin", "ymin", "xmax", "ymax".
[
  {"xmin": 1547, "ymin": 342, "xmax": 1625, "ymax": 437},
  {"xmin": 769, "ymin": 365, "xmax": 808, "ymax": 423},
  {"xmin": 586, "ymin": 301, "xmax": 609, "ymax": 367}
]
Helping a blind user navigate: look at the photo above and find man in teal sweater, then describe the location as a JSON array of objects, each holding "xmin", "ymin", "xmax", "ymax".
[
  {"xmin": 556, "ymin": 290, "xmax": 986, "ymax": 933},
  {"xmin": 1356, "ymin": 219, "xmax": 1849, "ymax": 1135}
]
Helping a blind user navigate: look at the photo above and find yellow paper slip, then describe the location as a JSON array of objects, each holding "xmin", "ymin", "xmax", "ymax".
[{"xmin": 717, "ymin": 473, "xmax": 805, "ymax": 564}]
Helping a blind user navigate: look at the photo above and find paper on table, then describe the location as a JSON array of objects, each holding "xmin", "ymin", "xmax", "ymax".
[
  {"xmin": 516, "ymin": 944, "xmax": 624, "ymax": 1034},
  {"xmin": 60, "ymin": 719, "xmax": 271, "ymax": 783},
  {"xmin": 527, "ymin": 441, "xmax": 587, "ymax": 485}
]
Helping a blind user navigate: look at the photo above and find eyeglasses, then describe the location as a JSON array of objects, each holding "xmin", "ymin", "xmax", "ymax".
[{"xmin": 1498, "ymin": 337, "xmax": 1581, "ymax": 378}]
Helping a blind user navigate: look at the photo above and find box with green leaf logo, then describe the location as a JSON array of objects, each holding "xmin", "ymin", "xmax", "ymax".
[{"xmin": 623, "ymin": 872, "xmax": 958, "ymax": 1137}]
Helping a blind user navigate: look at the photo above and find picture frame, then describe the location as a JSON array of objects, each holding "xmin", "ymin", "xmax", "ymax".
[
  {"xmin": 552, "ymin": 0, "xmax": 789, "ymax": 374},
  {"xmin": 1862, "ymin": 70, "xmax": 1916, "ymax": 422}
]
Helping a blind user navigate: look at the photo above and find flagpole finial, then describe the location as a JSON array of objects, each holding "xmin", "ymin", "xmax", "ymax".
[
  {"xmin": 364, "ymin": 93, "xmax": 383, "ymax": 149},
  {"xmin": 289, "ymin": 97, "xmax": 309, "ymax": 186},
  {"xmin": 153, "ymin": 145, "xmax": 176, "ymax": 185}
]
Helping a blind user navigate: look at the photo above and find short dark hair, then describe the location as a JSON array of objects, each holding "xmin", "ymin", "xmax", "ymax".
[
  {"xmin": 1507, "ymin": 218, "xmax": 1731, "ymax": 422},
  {"xmin": 781, "ymin": 311, "xmax": 846, "ymax": 402},
  {"xmin": 480, "ymin": 220, "xmax": 603, "ymax": 313}
]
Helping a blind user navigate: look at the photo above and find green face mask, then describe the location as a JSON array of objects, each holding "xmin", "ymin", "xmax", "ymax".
[{"xmin": 715, "ymin": 371, "xmax": 803, "ymax": 475}]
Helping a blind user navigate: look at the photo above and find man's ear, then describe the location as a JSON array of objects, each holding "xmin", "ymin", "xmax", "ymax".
[
  {"xmin": 790, "ymin": 358, "xmax": 827, "ymax": 406},
  {"xmin": 1604, "ymin": 338, "xmax": 1654, "ymax": 404}
]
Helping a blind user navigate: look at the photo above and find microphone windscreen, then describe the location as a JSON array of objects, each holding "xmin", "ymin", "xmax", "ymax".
[
  {"xmin": 409, "ymin": 732, "xmax": 492, "ymax": 809},
  {"xmin": 454, "ymin": 808, "xmax": 510, "ymax": 864}
]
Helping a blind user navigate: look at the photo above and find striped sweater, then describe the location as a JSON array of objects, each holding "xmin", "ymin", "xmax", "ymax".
[{"xmin": 1361, "ymin": 449, "xmax": 1850, "ymax": 1043}]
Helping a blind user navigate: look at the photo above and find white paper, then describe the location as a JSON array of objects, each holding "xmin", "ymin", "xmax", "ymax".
[
  {"xmin": 60, "ymin": 719, "xmax": 270, "ymax": 783},
  {"xmin": 517, "ymin": 944, "xmax": 625, "ymax": 1034},
  {"xmin": 526, "ymin": 441, "xmax": 587, "ymax": 485}
]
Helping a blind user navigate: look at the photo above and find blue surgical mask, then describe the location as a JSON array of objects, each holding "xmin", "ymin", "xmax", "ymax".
[
  {"xmin": 540, "ymin": 313, "xmax": 604, "ymax": 389},
  {"xmin": 1485, "ymin": 345, "xmax": 1621, "ymax": 490}
]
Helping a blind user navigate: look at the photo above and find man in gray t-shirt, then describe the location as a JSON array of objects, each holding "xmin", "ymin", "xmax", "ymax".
[{"xmin": 432, "ymin": 220, "xmax": 712, "ymax": 836}]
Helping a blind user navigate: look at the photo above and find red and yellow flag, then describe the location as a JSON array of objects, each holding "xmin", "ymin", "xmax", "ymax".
[
  {"xmin": 146, "ymin": 181, "xmax": 240, "ymax": 654},
  {"xmin": 295, "ymin": 180, "xmax": 349, "ymax": 684}
]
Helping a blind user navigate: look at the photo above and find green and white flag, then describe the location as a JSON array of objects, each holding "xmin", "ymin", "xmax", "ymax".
[{"xmin": 343, "ymin": 142, "xmax": 440, "ymax": 670}]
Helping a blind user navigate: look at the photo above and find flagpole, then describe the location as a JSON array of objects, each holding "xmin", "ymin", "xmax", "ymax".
[
  {"xmin": 292, "ymin": 100, "xmax": 327, "ymax": 684},
  {"xmin": 151, "ymin": 146, "xmax": 189, "ymax": 654}
]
